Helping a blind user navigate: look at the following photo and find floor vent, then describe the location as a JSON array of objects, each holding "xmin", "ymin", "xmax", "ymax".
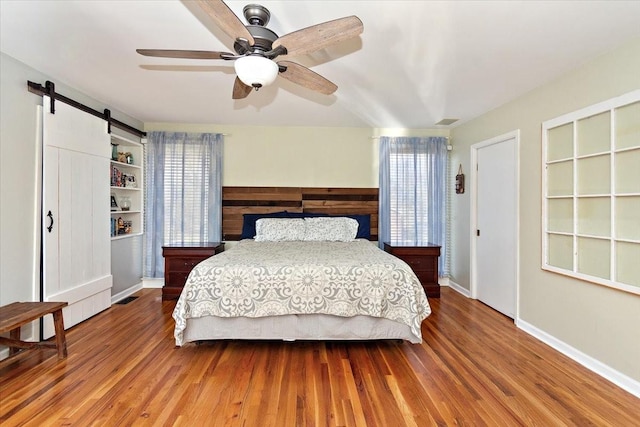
[{"xmin": 115, "ymin": 296, "xmax": 138, "ymax": 305}]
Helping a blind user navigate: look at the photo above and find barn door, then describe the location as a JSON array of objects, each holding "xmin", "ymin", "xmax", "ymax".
[{"xmin": 41, "ymin": 96, "xmax": 112, "ymax": 338}]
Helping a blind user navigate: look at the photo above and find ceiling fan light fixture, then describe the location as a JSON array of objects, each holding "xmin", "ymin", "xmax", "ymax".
[{"xmin": 234, "ymin": 55, "xmax": 279, "ymax": 89}]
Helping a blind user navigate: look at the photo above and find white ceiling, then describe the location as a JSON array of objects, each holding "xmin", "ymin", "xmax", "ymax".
[{"xmin": 2, "ymin": 1, "xmax": 640, "ymax": 129}]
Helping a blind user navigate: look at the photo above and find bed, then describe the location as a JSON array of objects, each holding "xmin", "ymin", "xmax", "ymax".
[{"xmin": 172, "ymin": 187, "xmax": 431, "ymax": 345}]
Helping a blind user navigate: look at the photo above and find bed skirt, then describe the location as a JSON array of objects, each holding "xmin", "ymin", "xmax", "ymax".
[{"xmin": 179, "ymin": 314, "xmax": 423, "ymax": 344}]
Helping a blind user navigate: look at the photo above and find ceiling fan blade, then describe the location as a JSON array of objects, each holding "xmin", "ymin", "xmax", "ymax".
[
  {"xmin": 277, "ymin": 61, "xmax": 337, "ymax": 95},
  {"xmin": 272, "ymin": 16, "xmax": 363, "ymax": 58},
  {"xmin": 195, "ymin": 0, "xmax": 255, "ymax": 46},
  {"xmin": 136, "ymin": 49, "xmax": 233, "ymax": 60},
  {"xmin": 232, "ymin": 77, "xmax": 253, "ymax": 99}
]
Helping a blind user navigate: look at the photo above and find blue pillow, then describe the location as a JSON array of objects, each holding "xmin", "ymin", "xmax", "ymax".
[
  {"xmin": 286, "ymin": 212, "xmax": 328, "ymax": 218},
  {"xmin": 345, "ymin": 214, "xmax": 371, "ymax": 239}
]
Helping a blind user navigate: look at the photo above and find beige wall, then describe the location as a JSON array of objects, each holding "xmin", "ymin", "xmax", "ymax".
[
  {"xmin": 450, "ymin": 38, "xmax": 640, "ymax": 382},
  {"xmin": 144, "ymin": 123, "xmax": 449, "ymax": 188}
]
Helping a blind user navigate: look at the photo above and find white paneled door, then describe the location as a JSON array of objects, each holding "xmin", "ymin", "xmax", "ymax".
[
  {"xmin": 473, "ymin": 133, "xmax": 519, "ymax": 318},
  {"xmin": 41, "ymin": 96, "xmax": 112, "ymax": 338}
]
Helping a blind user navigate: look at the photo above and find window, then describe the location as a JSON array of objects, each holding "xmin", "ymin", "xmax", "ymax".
[
  {"xmin": 162, "ymin": 141, "xmax": 219, "ymax": 243},
  {"xmin": 542, "ymin": 90, "xmax": 640, "ymax": 294},
  {"xmin": 379, "ymin": 136, "xmax": 449, "ymax": 276},
  {"xmin": 388, "ymin": 150, "xmax": 432, "ymax": 242},
  {"xmin": 143, "ymin": 132, "xmax": 223, "ymax": 278}
]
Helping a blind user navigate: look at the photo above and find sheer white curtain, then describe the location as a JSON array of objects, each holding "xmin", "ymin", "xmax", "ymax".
[
  {"xmin": 143, "ymin": 131, "xmax": 223, "ymax": 278},
  {"xmin": 379, "ymin": 136, "xmax": 449, "ymax": 276}
]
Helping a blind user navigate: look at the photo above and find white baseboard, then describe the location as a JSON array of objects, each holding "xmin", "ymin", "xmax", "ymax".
[
  {"xmin": 142, "ymin": 278, "xmax": 164, "ymax": 289},
  {"xmin": 447, "ymin": 280, "xmax": 472, "ymax": 298},
  {"xmin": 111, "ymin": 282, "xmax": 143, "ymax": 304},
  {"xmin": 440, "ymin": 282, "xmax": 638, "ymax": 397},
  {"xmin": 517, "ymin": 319, "xmax": 640, "ymax": 399}
]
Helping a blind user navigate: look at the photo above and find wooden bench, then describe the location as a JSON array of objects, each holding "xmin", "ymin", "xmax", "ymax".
[{"xmin": 0, "ymin": 301, "xmax": 68, "ymax": 364}]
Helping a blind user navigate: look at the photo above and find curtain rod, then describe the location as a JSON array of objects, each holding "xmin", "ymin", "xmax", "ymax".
[
  {"xmin": 145, "ymin": 131, "xmax": 230, "ymax": 136},
  {"xmin": 27, "ymin": 80, "xmax": 146, "ymax": 138},
  {"xmin": 370, "ymin": 136, "xmax": 450, "ymax": 140}
]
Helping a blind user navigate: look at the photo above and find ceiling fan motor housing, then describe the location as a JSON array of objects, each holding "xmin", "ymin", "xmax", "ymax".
[
  {"xmin": 234, "ymin": 4, "xmax": 279, "ymax": 55},
  {"xmin": 234, "ymin": 25, "xmax": 278, "ymax": 55}
]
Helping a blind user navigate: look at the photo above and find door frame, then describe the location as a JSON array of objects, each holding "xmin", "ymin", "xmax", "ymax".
[{"xmin": 470, "ymin": 130, "xmax": 520, "ymax": 319}]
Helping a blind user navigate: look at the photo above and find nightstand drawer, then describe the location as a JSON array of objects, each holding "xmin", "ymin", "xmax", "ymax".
[
  {"xmin": 415, "ymin": 271, "xmax": 437, "ymax": 284},
  {"xmin": 400, "ymin": 255, "xmax": 436, "ymax": 273},
  {"xmin": 166, "ymin": 257, "xmax": 207, "ymax": 273},
  {"xmin": 166, "ymin": 271, "xmax": 191, "ymax": 287}
]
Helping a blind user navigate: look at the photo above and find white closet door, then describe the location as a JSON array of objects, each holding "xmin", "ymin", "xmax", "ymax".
[
  {"xmin": 475, "ymin": 136, "xmax": 518, "ymax": 318},
  {"xmin": 42, "ymin": 96, "xmax": 112, "ymax": 338}
]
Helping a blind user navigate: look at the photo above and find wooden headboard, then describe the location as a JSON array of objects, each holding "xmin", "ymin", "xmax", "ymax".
[{"xmin": 222, "ymin": 186, "xmax": 379, "ymax": 241}]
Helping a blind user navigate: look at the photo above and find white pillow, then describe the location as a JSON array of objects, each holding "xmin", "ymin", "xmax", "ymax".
[
  {"xmin": 254, "ymin": 218, "xmax": 306, "ymax": 241},
  {"xmin": 303, "ymin": 217, "xmax": 358, "ymax": 242}
]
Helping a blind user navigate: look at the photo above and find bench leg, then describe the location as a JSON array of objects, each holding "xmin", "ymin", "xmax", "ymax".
[
  {"xmin": 9, "ymin": 327, "xmax": 20, "ymax": 356},
  {"xmin": 52, "ymin": 309, "xmax": 67, "ymax": 359}
]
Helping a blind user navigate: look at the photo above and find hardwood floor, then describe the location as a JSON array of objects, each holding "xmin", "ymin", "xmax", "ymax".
[{"xmin": 1, "ymin": 288, "xmax": 638, "ymax": 426}]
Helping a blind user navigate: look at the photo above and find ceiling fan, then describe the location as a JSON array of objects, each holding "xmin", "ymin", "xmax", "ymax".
[{"xmin": 137, "ymin": 0, "xmax": 363, "ymax": 99}]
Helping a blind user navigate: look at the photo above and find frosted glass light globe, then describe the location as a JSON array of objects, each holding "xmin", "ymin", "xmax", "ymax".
[{"xmin": 234, "ymin": 56, "xmax": 279, "ymax": 88}]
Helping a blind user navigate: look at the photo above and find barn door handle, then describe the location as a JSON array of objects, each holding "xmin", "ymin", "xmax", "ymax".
[{"xmin": 47, "ymin": 210, "xmax": 54, "ymax": 233}]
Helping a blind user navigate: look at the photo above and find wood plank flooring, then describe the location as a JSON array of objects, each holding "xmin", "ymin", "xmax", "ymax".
[{"xmin": 1, "ymin": 288, "xmax": 638, "ymax": 426}]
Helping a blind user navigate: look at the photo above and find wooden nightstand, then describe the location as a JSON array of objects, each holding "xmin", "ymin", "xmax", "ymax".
[
  {"xmin": 383, "ymin": 242, "xmax": 441, "ymax": 298},
  {"xmin": 161, "ymin": 242, "xmax": 224, "ymax": 300}
]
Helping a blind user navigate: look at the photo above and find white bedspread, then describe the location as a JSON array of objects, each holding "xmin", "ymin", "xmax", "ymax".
[{"xmin": 173, "ymin": 240, "xmax": 431, "ymax": 345}]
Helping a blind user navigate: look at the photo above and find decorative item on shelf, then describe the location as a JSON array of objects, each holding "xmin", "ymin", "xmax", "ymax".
[
  {"xmin": 111, "ymin": 164, "xmax": 137, "ymax": 188},
  {"xmin": 110, "ymin": 195, "xmax": 119, "ymax": 211},
  {"xmin": 111, "ymin": 164, "xmax": 121, "ymax": 187},
  {"xmin": 113, "ymin": 217, "xmax": 133, "ymax": 236},
  {"xmin": 120, "ymin": 196, "xmax": 131, "ymax": 211},
  {"xmin": 117, "ymin": 217, "xmax": 125, "ymax": 234},
  {"xmin": 125, "ymin": 175, "xmax": 137, "ymax": 188},
  {"xmin": 117, "ymin": 152, "xmax": 127, "ymax": 163},
  {"xmin": 111, "ymin": 143, "xmax": 119, "ymax": 161},
  {"xmin": 455, "ymin": 164, "xmax": 465, "ymax": 194},
  {"xmin": 125, "ymin": 152, "xmax": 133, "ymax": 164}
]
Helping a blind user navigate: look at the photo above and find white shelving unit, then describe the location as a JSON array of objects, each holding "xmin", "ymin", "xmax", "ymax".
[{"xmin": 110, "ymin": 134, "xmax": 143, "ymax": 240}]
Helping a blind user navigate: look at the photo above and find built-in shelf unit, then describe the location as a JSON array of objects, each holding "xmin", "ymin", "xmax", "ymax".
[{"xmin": 110, "ymin": 134, "xmax": 143, "ymax": 240}]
